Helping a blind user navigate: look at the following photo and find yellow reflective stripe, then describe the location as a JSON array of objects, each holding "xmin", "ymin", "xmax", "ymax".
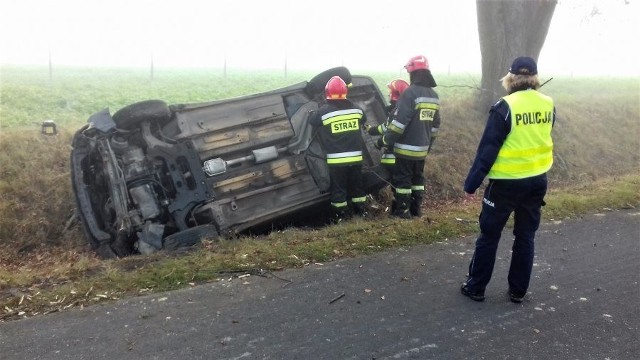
[
  {"xmin": 331, "ymin": 201, "xmax": 348, "ymax": 208},
  {"xmin": 497, "ymin": 145, "xmax": 553, "ymax": 158},
  {"xmin": 327, "ymin": 156, "xmax": 363, "ymax": 164},
  {"xmin": 411, "ymin": 185, "xmax": 424, "ymax": 191},
  {"xmin": 351, "ymin": 196, "xmax": 367, "ymax": 203},
  {"xmin": 395, "ymin": 143, "xmax": 429, "ymax": 152},
  {"xmin": 395, "ymin": 148, "xmax": 427, "ymax": 157},
  {"xmin": 394, "ymin": 143, "xmax": 429, "ymax": 158},
  {"xmin": 490, "ymin": 157, "xmax": 553, "ymax": 174},
  {"xmin": 415, "ymin": 103, "xmax": 440, "ymax": 110},
  {"xmin": 381, "ymin": 153, "xmax": 395, "ymax": 164},
  {"xmin": 415, "ymin": 97, "xmax": 440, "ymax": 105},
  {"xmin": 321, "ymin": 109, "xmax": 363, "ymax": 123},
  {"xmin": 396, "ymin": 188, "xmax": 412, "ymax": 194},
  {"xmin": 388, "ymin": 119, "xmax": 405, "ymax": 134},
  {"xmin": 327, "ymin": 151, "xmax": 362, "ymax": 158}
]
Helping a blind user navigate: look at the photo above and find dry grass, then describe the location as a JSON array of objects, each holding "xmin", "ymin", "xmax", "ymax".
[{"xmin": 0, "ymin": 131, "xmax": 78, "ymax": 246}]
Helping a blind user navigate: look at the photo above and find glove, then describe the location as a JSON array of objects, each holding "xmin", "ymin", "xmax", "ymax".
[
  {"xmin": 375, "ymin": 138, "xmax": 385, "ymax": 150},
  {"xmin": 363, "ymin": 124, "xmax": 372, "ymax": 132}
]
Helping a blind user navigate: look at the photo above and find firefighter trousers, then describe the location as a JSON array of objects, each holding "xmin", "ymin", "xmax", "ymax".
[
  {"xmin": 392, "ymin": 157, "xmax": 425, "ymax": 217},
  {"xmin": 329, "ymin": 164, "xmax": 366, "ymax": 218}
]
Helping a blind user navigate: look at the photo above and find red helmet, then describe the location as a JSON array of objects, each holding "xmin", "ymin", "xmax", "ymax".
[
  {"xmin": 325, "ymin": 76, "xmax": 348, "ymax": 100},
  {"xmin": 404, "ymin": 55, "xmax": 429, "ymax": 73},
  {"xmin": 387, "ymin": 79, "xmax": 409, "ymax": 102}
]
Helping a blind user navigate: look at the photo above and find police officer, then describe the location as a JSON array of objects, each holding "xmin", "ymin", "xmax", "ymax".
[
  {"xmin": 310, "ymin": 76, "xmax": 368, "ymax": 222},
  {"xmin": 461, "ymin": 56, "xmax": 556, "ymax": 303},
  {"xmin": 367, "ymin": 79, "xmax": 410, "ymax": 168},
  {"xmin": 377, "ymin": 55, "xmax": 441, "ymax": 218}
]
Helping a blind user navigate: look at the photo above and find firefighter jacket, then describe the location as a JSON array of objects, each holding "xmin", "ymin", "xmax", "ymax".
[
  {"xmin": 464, "ymin": 89, "xmax": 556, "ymax": 194},
  {"xmin": 380, "ymin": 84, "xmax": 441, "ymax": 160},
  {"xmin": 310, "ymin": 99, "xmax": 367, "ymax": 166},
  {"xmin": 368, "ymin": 103, "xmax": 396, "ymax": 166}
]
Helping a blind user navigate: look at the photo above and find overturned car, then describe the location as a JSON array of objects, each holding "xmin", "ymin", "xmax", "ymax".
[{"xmin": 70, "ymin": 67, "xmax": 391, "ymax": 258}]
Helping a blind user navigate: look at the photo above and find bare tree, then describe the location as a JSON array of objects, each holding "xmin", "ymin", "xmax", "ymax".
[{"xmin": 476, "ymin": 0, "xmax": 557, "ymax": 109}]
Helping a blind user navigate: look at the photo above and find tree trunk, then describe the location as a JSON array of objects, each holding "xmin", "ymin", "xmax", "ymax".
[{"xmin": 476, "ymin": 0, "xmax": 557, "ymax": 110}]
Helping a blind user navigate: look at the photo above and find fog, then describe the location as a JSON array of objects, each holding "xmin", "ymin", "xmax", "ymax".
[{"xmin": 0, "ymin": 0, "xmax": 638, "ymax": 77}]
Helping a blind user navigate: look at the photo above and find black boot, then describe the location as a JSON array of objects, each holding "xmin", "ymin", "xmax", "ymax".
[
  {"xmin": 410, "ymin": 192, "xmax": 424, "ymax": 217},
  {"xmin": 330, "ymin": 206, "xmax": 348, "ymax": 224},
  {"xmin": 352, "ymin": 202, "xmax": 368, "ymax": 218},
  {"xmin": 392, "ymin": 193, "xmax": 411, "ymax": 219}
]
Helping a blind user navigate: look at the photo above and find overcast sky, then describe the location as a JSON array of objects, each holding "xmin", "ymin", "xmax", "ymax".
[{"xmin": 0, "ymin": 0, "xmax": 638, "ymax": 76}]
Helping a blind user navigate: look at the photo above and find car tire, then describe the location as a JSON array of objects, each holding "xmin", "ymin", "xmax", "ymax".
[
  {"xmin": 112, "ymin": 100, "xmax": 171, "ymax": 129},
  {"xmin": 305, "ymin": 67, "xmax": 352, "ymax": 98}
]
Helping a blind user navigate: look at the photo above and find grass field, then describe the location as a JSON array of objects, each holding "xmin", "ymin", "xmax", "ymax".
[{"xmin": 0, "ymin": 65, "xmax": 638, "ymax": 321}]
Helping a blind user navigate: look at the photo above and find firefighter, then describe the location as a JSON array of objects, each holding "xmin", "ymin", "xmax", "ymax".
[
  {"xmin": 377, "ymin": 55, "xmax": 441, "ymax": 218},
  {"xmin": 460, "ymin": 56, "xmax": 556, "ymax": 303},
  {"xmin": 366, "ymin": 79, "xmax": 410, "ymax": 169},
  {"xmin": 310, "ymin": 76, "xmax": 368, "ymax": 222}
]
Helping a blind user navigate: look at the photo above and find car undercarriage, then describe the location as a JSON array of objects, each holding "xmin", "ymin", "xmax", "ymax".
[{"xmin": 70, "ymin": 67, "xmax": 390, "ymax": 258}]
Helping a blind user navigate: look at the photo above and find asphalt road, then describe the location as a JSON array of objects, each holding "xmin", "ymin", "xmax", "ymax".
[{"xmin": 1, "ymin": 209, "xmax": 639, "ymax": 360}]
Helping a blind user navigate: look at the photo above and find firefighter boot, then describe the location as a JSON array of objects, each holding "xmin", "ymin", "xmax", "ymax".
[
  {"xmin": 410, "ymin": 192, "xmax": 424, "ymax": 217},
  {"xmin": 330, "ymin": 206, "xmax": 348, "ymax": 224},
  {"xmin": 352, "ymin": 202, "xmax": 369, "ymax": 218},
  {"xmin": 392, "ymin": 193, "xmax": 412, "ymax": 219}
]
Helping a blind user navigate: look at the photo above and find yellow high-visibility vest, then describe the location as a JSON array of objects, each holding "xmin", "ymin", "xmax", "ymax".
[{"xmin": 488, "ymin": 90, "xmax": 554, "ymax": 179}]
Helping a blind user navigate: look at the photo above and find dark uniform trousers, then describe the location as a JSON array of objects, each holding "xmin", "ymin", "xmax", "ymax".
[
  {"xmin": 393, "ymin": 157, "xmax": 425, "ymax": 216},
  {"xmin": 466, "ymin": 174, "xmax": 547, "ymax": 297},
  {"xmin": 329, "ymin": 164, "xmax": 366, "ymax": 218}
]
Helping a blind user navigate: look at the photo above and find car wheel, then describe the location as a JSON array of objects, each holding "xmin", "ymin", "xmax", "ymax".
[
  {"xmin": 305, "ymin": 67, "xmax": 352, "ymax": 98},
  {"xmin": 112, "ymin": 100, "xmax": 171, "ymax": 129}
]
